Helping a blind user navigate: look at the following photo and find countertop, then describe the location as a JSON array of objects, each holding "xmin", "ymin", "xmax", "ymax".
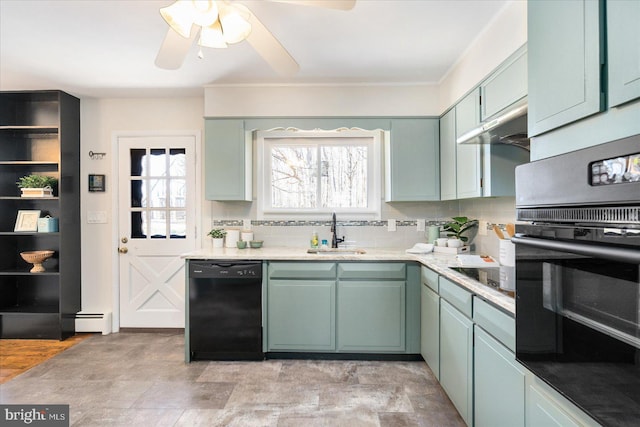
[{"xmin": 182, "ymin": 247, "xmax": 515, "ymax": 315}]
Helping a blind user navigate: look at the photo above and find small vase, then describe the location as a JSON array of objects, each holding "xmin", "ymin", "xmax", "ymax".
[{"xmin": 211, "ymin": 238, "xmax": 224, "ymax": 248}]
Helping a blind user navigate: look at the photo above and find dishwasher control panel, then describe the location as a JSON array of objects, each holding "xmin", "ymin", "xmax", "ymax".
[{"xmin": 189, "ymin": 261, "xmax": 262, "ymax": 279}]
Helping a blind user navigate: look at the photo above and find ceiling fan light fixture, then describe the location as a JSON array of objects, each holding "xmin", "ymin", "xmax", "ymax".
[
  {"xmin": 199, "ymin": 20, "xmax": 228, "ymax": 49},
  {"xmin": 190, "ymin": 0, "xmax": 219, "ymax": 27},
  {"xmin": 219, "ymin": 3, "xmax": 252, "ymax": 44},
  {"xmin": 160, "ymin": 0, "xmax": 196, "ymax": 38}
]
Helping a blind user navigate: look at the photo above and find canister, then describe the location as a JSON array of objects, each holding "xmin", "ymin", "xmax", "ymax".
[
  {"xmin": 225, "ymin": 229, "xmax": 240, "ymax": 248},
  {"xmin": 241, "ymin": 230, "xmax": 254, "ymax": 242}
]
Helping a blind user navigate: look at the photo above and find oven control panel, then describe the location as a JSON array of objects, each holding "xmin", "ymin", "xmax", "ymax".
[{"xmin": 590, "ymin": 152, "xmax": 640, "ymax": 186}]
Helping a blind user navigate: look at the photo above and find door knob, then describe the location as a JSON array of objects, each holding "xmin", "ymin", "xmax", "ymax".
[{"xmin": 118, "ymin": 247, "xmax": 128, "ymax": 254}]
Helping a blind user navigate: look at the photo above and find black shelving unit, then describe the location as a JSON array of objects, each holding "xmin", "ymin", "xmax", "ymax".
[{"xmin": 0, "ymin": 90, "xmax": 81, "ymax": 339}]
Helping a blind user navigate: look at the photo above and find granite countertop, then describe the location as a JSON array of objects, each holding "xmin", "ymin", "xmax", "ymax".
[{"xmin": 182, "ymin": 247, "xmax": 515, "ymax": 314}]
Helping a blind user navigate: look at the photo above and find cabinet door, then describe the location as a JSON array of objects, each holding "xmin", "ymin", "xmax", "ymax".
[
  {"xmin": 420, "ymin": 283, "xmax": 440, "ymax": 379},
  {"xmin": 455, "ymin": 89, "xmax": 482, "ymax": 199},
  {"xmin": 475, "ymin": 326, "xmax": 525, "ymax": 427},
  {"xmin": 439, "ymin": 300, "xmax": 473, "ymax": 425},
  {"xmin": 267, "ymin": 280, "xmax": 335, "ymax": 351},
  {"xmin": 204, "ymin": 119, "xmax": 251, "ymax": 201},
  {"xmin": 607, "ymin": 0, "xmax": 640, "ymax": 107},
  {"xmin": 481, "ymin": 47, "xmax": 528, "ymax": 120},
  {"xmin": 386, "ymin": 119, "xmax": 440, "ymax": 201},
  {"xmin": 439, "ymin": 109, "xmax": 457, "ymax": 201},
  {"xmin": 528, "ymin": 0, "xmax": 603, "ymax": 136},
  {"xmin": 337, "ymin": 280, "xmax": 405, "ymax": 352}
]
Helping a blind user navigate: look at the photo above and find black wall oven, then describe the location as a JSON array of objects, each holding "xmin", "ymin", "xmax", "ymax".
[{"xmin": 514, "ymin": 134, "xmax": 640, "ymax": 427}]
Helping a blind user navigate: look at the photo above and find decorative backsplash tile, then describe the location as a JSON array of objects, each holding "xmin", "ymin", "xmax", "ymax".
[{"xmin": 212, "ymin": 219, "xmax": 452, "ymax": 227}]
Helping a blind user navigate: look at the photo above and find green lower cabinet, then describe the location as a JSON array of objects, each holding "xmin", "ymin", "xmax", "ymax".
[
  {"xmin": 337, "ymin": 280, "xmax": 405, "ymax": 352},
  {"xmin": 267, "ymin": 280, "xmax": 335, "ymax": 351},
  {"xmin": 420, "ymin": 283, "xmax": 440, "ymax": 379},
  {"xmin": 439, "ymin": 299, "xmax": 473, "ymax": 426},
  {"xmin": 474, "ymin": 326, "xmax": 525, "ymax": 427}
]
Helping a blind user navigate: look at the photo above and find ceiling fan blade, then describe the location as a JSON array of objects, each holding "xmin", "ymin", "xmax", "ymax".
[
  {"xmin": 270, "ymin": 0, "xmax": 356, "ymax": 10},
  {"xmin": 245, "ymin": 13, "xmax": 300, "ymax": 76},
  {"xmin": 155, "ymin": 27, "xmax": 199, "ymax": 70}
]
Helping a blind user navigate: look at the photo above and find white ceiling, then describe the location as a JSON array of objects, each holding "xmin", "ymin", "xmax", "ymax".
[{"xmin": 0, "ymin": 0, "xmax": 510, "ymax": 98}]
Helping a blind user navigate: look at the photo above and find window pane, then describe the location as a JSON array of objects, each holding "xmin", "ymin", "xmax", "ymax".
[
  {"xmin": 169, "ymin": 179, "xmax": 186, "ymax": 207},
  {"xmin": 149, "ymin": 210, "xmax": 166, "ymax": 238},
  {"xmin": 321, "ymin": 145, "xmax": 368, "ymax": 208},
  {"xmin": 271, "ymin": 146, "xmax": 317, "ymax": 208},
  {"xmin": 170, "ymin": 210, "xmax": 187, "ymax": 238},
  {"xmin": 147, "ymin": 179, "xmax": 166, "ymax": 207},
  {"xmin": 149, "ymin": 149, "xmax": 167, "ymax": 177},
  {"xmin": 131, "ymin": 211, "xmax": 146, "ymax": 238},
  {"xmin": 130, "ymin": 149, "xmax": 146, "ymax": 177},
  {"xmin": 130, "ymin": 180, "xmax": 143, "ymax": 208},
  {"xmin": 169, "ymin": 149, "xmax": 186, "ymax": 177}
]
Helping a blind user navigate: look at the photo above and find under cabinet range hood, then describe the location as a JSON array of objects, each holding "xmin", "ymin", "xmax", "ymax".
[{"xmin": 456, "ymin": 99, "xmax": 529, "ymax": 150}]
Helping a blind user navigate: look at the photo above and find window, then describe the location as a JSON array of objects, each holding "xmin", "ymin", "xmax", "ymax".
[{"xmin": 257, "ymin": 129, "xmax": 381, "ymax": 219}]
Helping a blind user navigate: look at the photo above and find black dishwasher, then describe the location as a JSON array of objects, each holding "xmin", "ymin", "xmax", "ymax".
[{"xmin": 188, "ymin": 260, "xmax": 263, "ymax": 361}]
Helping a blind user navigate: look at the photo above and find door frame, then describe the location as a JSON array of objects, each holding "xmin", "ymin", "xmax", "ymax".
[{"xmin": 110, "ymin": 130, "xmax": 202, "ymax": 332}]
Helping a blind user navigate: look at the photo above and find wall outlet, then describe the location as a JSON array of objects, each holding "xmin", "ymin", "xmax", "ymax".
[
  {"xmin": 416, "ymin": 219, "xmax": 425, "ymax": 232},
  {"xmin": 388, "ymin": 219, "xmax": 396, "ymax": 232},
  {"xmin": 479, "ymin": 220, "xmax": 488, "ymax": 236}
]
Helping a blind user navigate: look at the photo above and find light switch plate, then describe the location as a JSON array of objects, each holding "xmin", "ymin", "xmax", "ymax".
[
  {"xmin": 416, "ymin": 219, "xmax": 425, "ymax": 232},
  {"xmin": 388, "ymin": 219, "xmax": 396, "ymax": 232},
  {"xmin": 87, "ymin": 211, "xmax": 107, "ymax": 224}
]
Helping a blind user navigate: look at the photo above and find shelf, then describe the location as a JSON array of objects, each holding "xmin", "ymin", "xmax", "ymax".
[
  {"xmin": 0, "ymin": 196, "xmax": 59, "ymax": 200},
  {"xmin": 0, "ymin": 270, "xmax": 59, "ymax": 276},
  {"xmin": 0, "ymin": 126, "xmax": 58, "ymax": 133},
  {"xmin": 0, "ymin": 231, "xmax": 59, "ymax": 236},
  {"xmin": 0, "ymin": 161, "xmax": 59, "ymax": 166},
  {"xmin": 0, "ymin": 305, "xmax": 59, "ymax": 314}
]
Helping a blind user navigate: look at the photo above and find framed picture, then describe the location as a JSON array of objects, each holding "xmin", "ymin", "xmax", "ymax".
[
  {"xmin": 14, "ymin": 210, "xmax": 41, "ymax": 232},
  {"xmin": 89, "ymin": 174, "xmax": 106, "ymax": 192}
]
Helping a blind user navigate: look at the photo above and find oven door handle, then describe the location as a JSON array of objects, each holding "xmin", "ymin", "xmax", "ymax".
[{"xmin": 511, "ymin": 235, "xmax": 640, "ymax": 264}]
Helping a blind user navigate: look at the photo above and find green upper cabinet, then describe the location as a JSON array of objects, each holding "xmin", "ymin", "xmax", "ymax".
[
  {"xmin": 607, "ymin": 0, "xmax": 640, "ymax": 107},
  {"xmin": 439, "ymin": 109, "xmax": 457, "ymax": 201},
  {"xmin": 481, "ymin": 46, "xmax": 528, "ymax": 120},
  {"xmin": 385, "ymin": 118, "xmax": 440, "ymax": 202},
  {"xmin": 455, "ymin": 88, "xmax": 482, "ymax": 199},
  {"xmin": 527, "ymin": 0, "xmax": 604, "ymax": 137},
  {"xmin": 204, "ymin": 119, "xmax": 251, "ymax": 201}
]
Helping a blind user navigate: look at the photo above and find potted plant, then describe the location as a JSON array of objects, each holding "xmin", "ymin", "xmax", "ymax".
[
  {"xmin": 16, "ymin": 175, "xmax": 58, "ymax": 198},
  {"xmin": 442, "ymin": 216, "xmax": 478, "ymax": 245},
  {"xmin": 208, "ymin": 228, "xmax": 226, "ymax": 248}
]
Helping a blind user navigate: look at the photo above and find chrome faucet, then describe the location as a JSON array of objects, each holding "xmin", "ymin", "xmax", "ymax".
[{"xmin": 331, "ymin": 212, "xmax": 345, "ymax": 248}]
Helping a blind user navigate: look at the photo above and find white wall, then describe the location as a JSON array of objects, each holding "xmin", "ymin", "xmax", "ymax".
[
  {"xmin": 80, "ymin": 97, "xmax": 204, "ymax": 316},
  {"xmin": 204, "ymin": 84, "xmax": 440, "ymax": 117},
  {"xmin": 438, "ymin": 0, "xmax": 527, "ymax": 112}
]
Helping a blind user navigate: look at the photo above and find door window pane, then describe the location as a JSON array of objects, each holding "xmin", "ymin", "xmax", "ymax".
[
  {"xmin": 147, "ymin": 179, "xmax": 166, "ymax": 207},
  {"xmin": 149, "ymin": 210, "xmax": 166, "ymax": 238},
  {"xmin": 149, "ymin": 149, "xmax": 167, "ymax": 177},
  {"xmin": 131, "ymin": 211, "xmax": 146, "ymax": 238},
  {"xmin": 170, "ymin": 210, "xmax": 187, "ymax": 238},
  {"xmin": 130, "ymin": 149, "xmax": 145, "ymax": 177},
  {"xmin": 170, "ymin": 179, "xmax": 186, "ymax": 207},
  {"xmin": 169, "ymin": 149, "xmax": 186, "ymax": 177}
]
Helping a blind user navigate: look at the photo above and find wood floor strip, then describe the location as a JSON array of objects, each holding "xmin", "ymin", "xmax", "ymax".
[{"xmin": 0, "ymin": 334, "xmax": 93, "ymax": 384}]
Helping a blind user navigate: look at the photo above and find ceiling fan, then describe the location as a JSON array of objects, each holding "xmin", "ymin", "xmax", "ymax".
[{"xmin": 155, "ymin": 0, "xmax": 356, "ymax": 76}]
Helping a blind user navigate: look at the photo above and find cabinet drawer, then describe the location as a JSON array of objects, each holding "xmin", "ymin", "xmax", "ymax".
[
  {"xmin": 268, "ymin": 262, "xmax": 336, "ymax": 279},
  {"xmin": 473, "ymin": 296, "xmax": 515, "ymax": 353},
  {"xmin": 338, "ymin": 263, "xmax": 405, "ymax": 280},
  {"xmin": 421, "ymin": 266, "xmax": 438, "ymax": 292},
  {"xmin": 439, "ymin": 278, "xmax": 472, "ymax": 318}
]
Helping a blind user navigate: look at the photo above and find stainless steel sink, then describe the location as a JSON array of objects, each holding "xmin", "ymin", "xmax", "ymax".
[{"xmin": 307, "ymin": 248, "xmax": 366, "ymax": 255}]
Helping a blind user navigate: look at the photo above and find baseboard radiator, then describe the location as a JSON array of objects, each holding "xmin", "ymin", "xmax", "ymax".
[{"xmin": 75, "ymin": 311, "xmax": 112, "ymax": 335}]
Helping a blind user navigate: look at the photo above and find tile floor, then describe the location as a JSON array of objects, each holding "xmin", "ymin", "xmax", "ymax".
[{"xmin": 0, "ymin": 331, "xmax": 465, "ymax": 426}]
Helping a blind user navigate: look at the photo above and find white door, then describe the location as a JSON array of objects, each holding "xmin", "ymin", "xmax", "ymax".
[{"xmin": 117, "ymin": 135, "xmax": 197, "ymax": 328}]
